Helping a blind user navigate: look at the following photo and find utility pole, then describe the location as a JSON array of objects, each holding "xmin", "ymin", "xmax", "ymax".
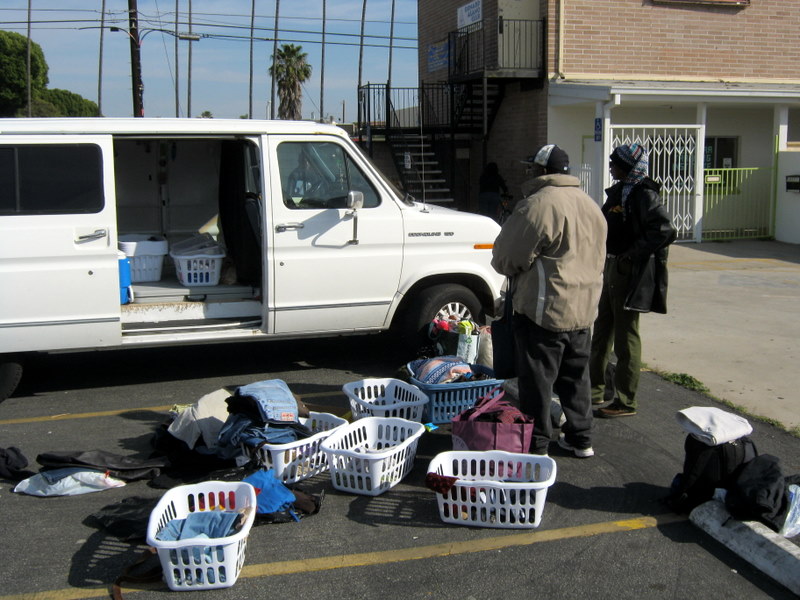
[
  {"xmin": 174, "ymin": 0, "xmax": 180, "ymax": 117},
  {"xmin": 357, "ymin": 0, "xmax": 367, "ymax": 92},
  {"xmin": 388, "ymin": 0, "xmax": 395, "ymax": 88},
  {"xmin": 270, "ymin": 0, "xmax": 280, "ymax": 119},
  {"xmin": 248, "ymin": 0, "xmax": 255, "ymax": 119},
  {"xmin": 128, "ymin": 0, "xmax": 144, "ymax": 117},
  {"xmin": 98, "ymin": 0, "xmax": 106, "ymax": 115},
  {"xmin": 187, "ymin": 0, "xmax": 193, "ymax": 118},
  {"xmin": 320, "ymin": 0, "xmax": 326, "ymax": 122},
  {"xmin": 26, "ymin": 0, "xmax": 32, "ymax": 117}
]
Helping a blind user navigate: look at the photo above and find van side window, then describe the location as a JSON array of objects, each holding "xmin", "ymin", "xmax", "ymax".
[
  {"xmin": 277, "ymin": 141, "xmax": 379, "ymax": 210},
  {"xmin": 0, "ymin": 144, "xmax": 104, "ymax": 214}
]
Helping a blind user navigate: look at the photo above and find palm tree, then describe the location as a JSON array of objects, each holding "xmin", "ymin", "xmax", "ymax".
[{"xmin": 269, "ymin": 43, "xmax": 312, "ymax": 120}]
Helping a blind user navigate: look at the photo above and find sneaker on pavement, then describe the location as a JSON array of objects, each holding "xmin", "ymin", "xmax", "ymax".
[
  {"xmin": 557, "ymin": 435, "xmax": 594, "ymax": 458},
  {"xmin": 598, "ymin": 402, "xmax": 637, "ymax": 418}
]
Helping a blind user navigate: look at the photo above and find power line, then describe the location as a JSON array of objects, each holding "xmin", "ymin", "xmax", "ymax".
[
  {"xmin": 0, "ymin": 17, "xmax": 417, "ymax": 44},
  {"xmin": 0, "ymin": 6, "xmax": 417, "ymax": 26}
]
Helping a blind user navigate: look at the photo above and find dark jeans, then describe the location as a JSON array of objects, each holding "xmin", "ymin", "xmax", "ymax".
[{"xmin": 513, "ymin": 314, "xmax": 593, "ymax": 453}]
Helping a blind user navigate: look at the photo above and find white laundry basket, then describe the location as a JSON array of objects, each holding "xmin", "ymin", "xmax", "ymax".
[
  {"xmin": 146, "ymin": 481, "xmax": 256, "ymax": 591},
  {"xmin": 118, "ymin": 234, "xmax": 169, "ymax": 282},
  {"xmin": 170, "ymin": 233, "xmax": 225, "ymax": 286},
  {"xmin": 251, "ymin": 411, "xmax": 348, "ymax": 483},
  {"xmin": 321, "ymin": 416, "xmax": 426, "ymax": 496},
  {"xmin": 342, "ymin": 378, "xmax": 429, "ymax": 422},
  {"xmin": 427, "ymin": 450, "xmax": 556, "ymax": 529}
]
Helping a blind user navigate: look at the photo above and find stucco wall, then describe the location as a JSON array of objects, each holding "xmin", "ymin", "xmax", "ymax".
[{"xmin": 775, "ymin": 151, "xmax": 800, "ymax": 244}]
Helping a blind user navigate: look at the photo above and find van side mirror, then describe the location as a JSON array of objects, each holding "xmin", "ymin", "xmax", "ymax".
[
  {"xmin": 347, "ymin": 190, "xmax": 364, "ymax": 211},
  {"xmin": 346, "ymin": 190, "xmax": 364, "ymax": 245}
]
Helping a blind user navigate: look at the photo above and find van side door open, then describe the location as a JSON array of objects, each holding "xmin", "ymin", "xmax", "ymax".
[
  {"xmin": 0, "ymin": 136, "xmax": 122, "ymax": 352},
  {"xmin": 267, "ymin": 136, "xmax": 404, "ymax": 334}
]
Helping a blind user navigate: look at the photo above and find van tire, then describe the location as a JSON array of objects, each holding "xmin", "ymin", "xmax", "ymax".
[
  {"xmin": 403, "ymin": 284, "xmax": 483, "ymax": 351},
  {"xmin": 0, "ymin": 358, "xmax": 23, "ymax": 404}
]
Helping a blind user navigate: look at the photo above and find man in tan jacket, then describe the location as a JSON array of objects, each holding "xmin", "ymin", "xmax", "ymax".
[{"xmin": 492, "ymin": 144, "xmax": 607, "ymax": 457}]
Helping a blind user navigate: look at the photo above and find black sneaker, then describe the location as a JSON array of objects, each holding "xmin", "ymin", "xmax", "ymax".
[{"xmin": 557, "ymin": 435, "xmax": 594, "ymax": 458}]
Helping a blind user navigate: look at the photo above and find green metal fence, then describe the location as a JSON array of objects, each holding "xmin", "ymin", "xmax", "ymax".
[{"xmin": 701, "ymin": 167, "xmax": 774, "ymax": 241}]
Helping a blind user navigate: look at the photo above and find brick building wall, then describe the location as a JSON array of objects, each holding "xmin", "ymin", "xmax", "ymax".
[
  {"xmin": 554, "ymin": 0, "xmax": 800, "ymax": 81},
  {"xmin": 417, "ymin": 1, "xmax": 458, "ymax": 83},
  {"xmin": 482, "ymin": 83, "xmax": 549, "ymax": 205},
  {"xmin": 420, "ymin": 0, "xmax": 800, "ymax": 84}
]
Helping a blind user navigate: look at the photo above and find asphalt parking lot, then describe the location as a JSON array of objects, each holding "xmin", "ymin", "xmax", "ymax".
[{"xmin": 0, "ymin": 333, "xmax": 798, "ymax": 599}]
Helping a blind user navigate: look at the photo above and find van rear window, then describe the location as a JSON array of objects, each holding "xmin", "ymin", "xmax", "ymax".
[{"xmin": 0, "ymin": 144, "xmax": 104, "ymax": 214}]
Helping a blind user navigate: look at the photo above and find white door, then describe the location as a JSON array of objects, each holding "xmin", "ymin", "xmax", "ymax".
[
  {"xmin": 0, "ymin": 135, "xmax": 121, "ymax": 352},
  {"xmin": 266, "ymin": 136, "xmax": 404, "ymax": 334}
]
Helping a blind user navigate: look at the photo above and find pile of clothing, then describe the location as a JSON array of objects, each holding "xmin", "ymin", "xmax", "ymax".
[{"xmin": 165, "ymin": 379, "xmax": 313, "ymax": 466}]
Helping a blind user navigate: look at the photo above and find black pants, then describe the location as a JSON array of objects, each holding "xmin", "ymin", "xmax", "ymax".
[{"xmin": 513, "ymin": 314, "xmax": 593, "ymax": 453}]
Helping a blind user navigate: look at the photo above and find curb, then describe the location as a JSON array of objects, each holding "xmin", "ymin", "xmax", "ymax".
[{"xmin": 690, "ymin": 500, "xmax": 800, "ymax": 595}]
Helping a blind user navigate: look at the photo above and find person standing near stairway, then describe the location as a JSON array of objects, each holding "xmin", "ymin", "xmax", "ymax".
[{"xmin": 478, "ymin": 162, "xmax": 508, "ymax": 222}]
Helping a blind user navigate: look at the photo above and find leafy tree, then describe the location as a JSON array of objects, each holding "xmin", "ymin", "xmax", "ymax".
[
  {"xmin": 0, "ymin": 30, "xmax": 49, "ymax": 117},
  {"xmin": 199, "ymin": 110, "xmax": 213, "ymax": 118},
  {"xmin": 269, "ymin": 44, "xmax": 312, "ymax": 120},
  {"xmin": 37, "ymin": 88, "xmax": 99, "ymax": 117}
]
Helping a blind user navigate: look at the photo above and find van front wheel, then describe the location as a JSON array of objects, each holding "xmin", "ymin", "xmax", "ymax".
[
  {"xmin": 403, "ymin": 284, "xmax": 483, "ymax": 350},
  {"xmin": 0, "ymin": 358, "xmax": 23, "ymax": 404}
]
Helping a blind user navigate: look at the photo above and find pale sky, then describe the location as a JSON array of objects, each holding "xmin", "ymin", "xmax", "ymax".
[{"xmin": 1, "ymin": 1, "xmax": 419, "ymax": 121}]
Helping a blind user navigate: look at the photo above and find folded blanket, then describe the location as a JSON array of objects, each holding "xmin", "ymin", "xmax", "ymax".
[
  {"xmin": 410, "ymin": 356, "xmax": 473, "ymax": 385},
  {"xmin": 675, "ymin": 406, "xmax": 753, "ymax": 446}
]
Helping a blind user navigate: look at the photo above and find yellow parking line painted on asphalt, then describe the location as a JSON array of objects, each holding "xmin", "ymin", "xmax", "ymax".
[
  {"xmin": 0, "ymin": 514, "xmax": 686, "ymax": 600},
  {"xmin": 0, "ymin": 405, "xmax": 175, "ymax": 425},
  {"xmin": 0, "ymin": 392, "xmax": 343, "ymax": 426},
  {"xmin": 239, "ymin": 514, "xmax": 686, "ymax": 578}
]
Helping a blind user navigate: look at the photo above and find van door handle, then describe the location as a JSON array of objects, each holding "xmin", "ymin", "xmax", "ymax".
[
  {"xmin": 76, "ymin": 229, "xmax": 108, "ymax": 243},
  {"xmin": 275, "ymin": 223, "xmax": 304, "ymax": 233}
]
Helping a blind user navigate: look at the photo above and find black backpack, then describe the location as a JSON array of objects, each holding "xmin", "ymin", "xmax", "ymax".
[{"xmin": 667, "ymin": 434, "xmax": 758, "ymax": 514}]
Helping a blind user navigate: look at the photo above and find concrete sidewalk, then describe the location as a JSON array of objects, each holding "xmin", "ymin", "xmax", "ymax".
[{"xmin": 639, "ymin": 239, "xmax": 800, "ymax": 431}]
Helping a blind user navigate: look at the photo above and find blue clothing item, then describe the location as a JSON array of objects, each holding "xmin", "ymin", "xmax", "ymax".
[
  {"xmin": 216, "ymin": 414, "xmax": 304, "ymax": 460},
  {"xmin": 156, "ymin": 510, "xmax": 240, "ymax": 541},
  {"xmin": 237, "ymin": 379, "xmax": 298, "ymax": 422},
  {"xmin": 242, "ymin": 468, "xmax": 298, "ymax": 520},
  {"xmin": 216, "ymin": 414, "xmax": 254, "ymax": 459}
]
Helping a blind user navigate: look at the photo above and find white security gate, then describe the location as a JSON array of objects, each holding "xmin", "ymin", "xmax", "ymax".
[{"xmin": 610, "ymin": 126, "xmax": 703, "ymax": 241}]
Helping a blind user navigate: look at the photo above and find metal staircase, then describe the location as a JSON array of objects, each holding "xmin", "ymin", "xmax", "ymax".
[
  {"xmin": 389, "ymin": 131, "xmax": 453, "ymax": 203},
  {"xmin": 358, "ymin": 82, "xmax": 506, "ymax": 207}
]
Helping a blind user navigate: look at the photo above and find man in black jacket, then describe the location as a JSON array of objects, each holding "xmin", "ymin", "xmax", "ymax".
[{"xmin": 590, "ymin": 143, "xmax": 677, "ymax": 417}]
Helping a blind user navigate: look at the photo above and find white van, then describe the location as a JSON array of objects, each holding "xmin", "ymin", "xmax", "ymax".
[{"xmin": 0, "ymin": 118, "xmax": 503, "ymax": 402}]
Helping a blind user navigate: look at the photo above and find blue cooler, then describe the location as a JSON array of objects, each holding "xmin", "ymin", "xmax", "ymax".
[{"xmin": 118, "ymin": 251, "xmax": 131, "ymax": 304}]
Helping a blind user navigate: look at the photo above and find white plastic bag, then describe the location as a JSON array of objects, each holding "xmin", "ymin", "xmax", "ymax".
[
  {"xmin": 780, "ymin": 484, "xmax": 800, "ymax": 538},
  {"xmin": 13, "ymin": 467, "xmax": 126, "ymax": 497},
  {"xmin": 476, "ymin": 326, "xmax": 493, "ymax": 368},
  {"xmin": 456, "ymin": 332, "xmax": 479, "ymax": 364}
]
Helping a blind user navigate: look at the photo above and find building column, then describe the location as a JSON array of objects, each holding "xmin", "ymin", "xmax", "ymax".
[
  {"xmin": 596, "ymin": 95, "xmax": 619, "ymax": 206},
  {"xmin": 694, "ymin": 103, "xmax": 707, "ymax": 242}
]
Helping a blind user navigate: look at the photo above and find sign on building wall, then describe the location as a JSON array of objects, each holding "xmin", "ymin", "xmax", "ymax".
[
  {"xmin": 457, "ymin": 0, "xmax": 482, "ymax": 29},
  {"xmin": 427, "ymin": 41, "xmax": 449, "ymax": 73}
]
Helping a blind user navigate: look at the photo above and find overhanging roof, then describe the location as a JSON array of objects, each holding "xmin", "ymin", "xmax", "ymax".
[{"xmin": 549, "ymin": 79, "xmax": 800, "ymax": 107}]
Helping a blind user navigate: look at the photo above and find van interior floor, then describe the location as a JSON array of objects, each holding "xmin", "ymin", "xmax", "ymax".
[
  {"xmin": 129, "ymin": 280, "xmax": 260, "ymax": 304},
  {"xmin": 121, "ymin": 280, "xmax": 262, "ymax": 332}
]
